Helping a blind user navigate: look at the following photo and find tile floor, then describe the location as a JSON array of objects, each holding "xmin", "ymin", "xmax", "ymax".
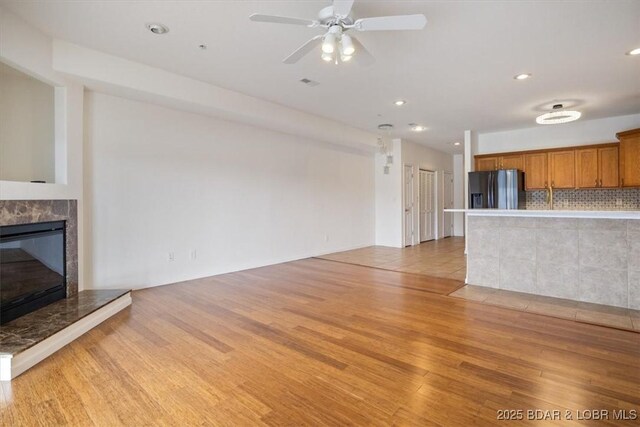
[
  {"xmin": 316, "ymin": 237, "xmax": 466, "ymax": 281},
  {"xmin": 450, "ymin": 285, "xmax": 640, "ymax": 333}
]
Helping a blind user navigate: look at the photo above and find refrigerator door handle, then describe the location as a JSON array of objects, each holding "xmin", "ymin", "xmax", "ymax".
[{"xmin": 488, "ymin": 172, "xmax": 494, "ymax": 208}]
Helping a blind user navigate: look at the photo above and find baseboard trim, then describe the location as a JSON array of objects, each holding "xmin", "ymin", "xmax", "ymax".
[{"xmin": 0, "ymin": 292, "xmax": 132, "ymax": 381}]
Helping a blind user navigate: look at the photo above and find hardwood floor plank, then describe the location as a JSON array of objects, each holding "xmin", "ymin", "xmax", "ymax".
[{"xmin": 2, "ymin": 258, "xmax": 638, "ymax": 425}]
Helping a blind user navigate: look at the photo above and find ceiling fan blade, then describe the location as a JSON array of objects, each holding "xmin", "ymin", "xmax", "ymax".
[
  {"xmin": 351, "ymin": 37, "xmax": 375, "ymax": 66},
  {"xmin": 283, "ymin": 35, "xmax": 323, "ymax": 64},
  {"xmin": 333, "ymin": 0, "xmax": 354, "ymax": 18},
  {"xmin": 250, "ymin": 13, "xmax": 317, "ymax": 27},
  {"xmin": 354, "ymin": 14, "xmax": 427, "ymax": 31}
]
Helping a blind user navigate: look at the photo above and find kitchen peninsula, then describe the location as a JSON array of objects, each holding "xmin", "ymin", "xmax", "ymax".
[{"xmin": 447, "ymin": 209, "xmax": 640, "ymax": 310}]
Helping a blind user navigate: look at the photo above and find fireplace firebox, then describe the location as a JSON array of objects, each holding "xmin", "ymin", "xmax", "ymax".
[{"xmin": 0, "ymin": 221, "xmax": 66, "ymax": 325}]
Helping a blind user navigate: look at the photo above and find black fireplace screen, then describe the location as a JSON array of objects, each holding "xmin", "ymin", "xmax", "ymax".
[{"xmin": 0, "ymin": 221, "xmax": 66, "ymax": 324}]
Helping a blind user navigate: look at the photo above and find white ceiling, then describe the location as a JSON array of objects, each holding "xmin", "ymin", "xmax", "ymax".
[{"xmin": 3, "ymin": 0, "xmax": 640, "ymax": 153}]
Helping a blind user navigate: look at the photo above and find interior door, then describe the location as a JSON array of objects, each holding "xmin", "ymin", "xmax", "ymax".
[
  {"xmin": 419, "ymin": 170, "xmax": 435, "ymax": 242},
  {"xmin": 443, "ymin": 171, "xmax": 453, "ymax": 238},
  {"xmin": 404, "ymin": 165, "xmax": 414, "ymax": 247}
]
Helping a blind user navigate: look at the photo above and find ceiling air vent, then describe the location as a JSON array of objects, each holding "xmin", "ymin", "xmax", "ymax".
[{"xmin": 299, "ymin": 78, "xmax": 319, "ymax": 87}]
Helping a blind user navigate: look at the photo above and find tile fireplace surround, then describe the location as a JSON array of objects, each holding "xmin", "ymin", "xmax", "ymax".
[
  {"xmin": 0, "ymin": 200, "xmax": 79, "ymax": 297},
  {"xmin": 1, "ymin": 199, "xmax": 132, "ymax": 381}
]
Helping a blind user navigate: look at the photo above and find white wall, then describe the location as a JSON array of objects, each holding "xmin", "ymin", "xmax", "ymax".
[
  {"xmin": 374, "ymin": 139, "xmax": 403, "ymax": 247},
  {"xmin": 452, "ymin": 154, "xmax": 464, "ymax": 236},
  {"xmin": 0, "ymin": 7, "xmax": 85, "ymax": 288},
  {"xmin": 401, "ymin": 140, "xmax": 453, "ymax": 242},
  {"xmin": 477, "ymin": 113, "xmax": 640, "ymax": 154},
  {"xmin": 84, "ymin": 92, "xmax": 375, "ymax": 289},
  {"xmin": 0, "ymin": 63, "xmax": 55, "ymax": 183}
]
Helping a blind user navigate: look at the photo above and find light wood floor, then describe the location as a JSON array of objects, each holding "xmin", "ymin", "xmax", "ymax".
[
  {"xmin": 2, "ymin": 258, "xmax": 639, "ymax": 426},
  {"xmin": 452, "ymin": 285, "xmax": 640, "ymax": 333},
  {"xmin": 317, "ymin": 237, "xmax": 467, "ymax": 281}
]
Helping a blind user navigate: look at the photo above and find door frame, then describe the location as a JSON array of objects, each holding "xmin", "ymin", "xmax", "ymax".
[
  {"xmin": 419, "ymin": 169, "xmax": 437, "ymax": 243},
  {"xmin": 403, "ymin": 164, "xmax": 414, "ymax": 247},
  {"xmin": 442, "ymin": 171, "xmax": 453, "ymax": 238}
]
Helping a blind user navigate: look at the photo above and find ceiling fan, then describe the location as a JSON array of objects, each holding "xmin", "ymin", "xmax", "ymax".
[{"xmin": 249, "ymin": 0, "xmax": 427, "ymax": 65}]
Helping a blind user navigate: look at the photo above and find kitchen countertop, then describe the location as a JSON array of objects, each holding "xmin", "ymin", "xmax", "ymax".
[{"xmin": 444, "ymin": 208, "xmax": 640, "ymax": 220}]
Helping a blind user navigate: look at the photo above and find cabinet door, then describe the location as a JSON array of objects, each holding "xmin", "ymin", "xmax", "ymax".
[
  {"xmin": 499, "ymin": 154, "xmax": 524, "ymax": 170},
  {"xmin": 620, "ymin": 136, "xmax": 640, "ymax": 187},
  {"xmin": 475, "ymin": 157, "xmax": 498, "ymax": 171},
  {"xmin": 575, "ymin": 148, "xmax": 598, "ymax": 188},
  {"xmin": 598, "ymin": 147, "xmax": 619, "ymax": 188},
  {"xmin": 549, "ymin": 150, "xmax": 575, "ymax": 189},
  {"xmin": 524, "ymin": 153, "xmax": 548, "ymax": 190}
]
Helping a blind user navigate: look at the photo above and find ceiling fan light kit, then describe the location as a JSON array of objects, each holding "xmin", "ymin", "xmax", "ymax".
[{"xmin": 250, "ymin": 0, "xmax": 427, "ymax": 65}]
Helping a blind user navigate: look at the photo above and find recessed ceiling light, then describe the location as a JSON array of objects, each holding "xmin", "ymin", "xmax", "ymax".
[
  {"xmin": 146, "ymin": 23, "xmax": 169, "ymax": 35},
  {"xmin": 626, "ymin": 47, "xmax": 640, "ymax": 56},
  {"xmin": 198, "ymin": 44, "xmax": 207, "ymax": 50},
  {"xmin": 514, "ymin": 73, "xmax": 532, "ymax": 80},
  {"xmin": 536, "ymin": 103, "xmax": 581, "ymax": 125},
  {"xmin": 453, "ymin": 142, "xmax": 461, "ymax": 146},
  {"xmin": 394, "ymin": 100, "xmax": 406, "ymax": 106},
  {"xmin": 409, "ymin": 124, "xmax": 427, "ymax": 132}
]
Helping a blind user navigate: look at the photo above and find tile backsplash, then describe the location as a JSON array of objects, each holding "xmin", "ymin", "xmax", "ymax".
[{"xmin": 526, "ymin": 188, "xmax": 640, "ymax": 210}]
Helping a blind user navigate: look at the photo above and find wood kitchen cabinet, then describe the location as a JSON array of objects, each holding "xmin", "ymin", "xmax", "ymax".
[
  {"xmin": 576, "ymin": 146, "xmax": 619, "ymax": 188},
  {"xmin": 598, "ymin": 146, "xmax": 619, "ymax": 188},
  {"xmin": 499, "ymin": 154, "xmax": 524, "ymax": 170},
  {"xmin": 475, "ymin": 154, "xmax": 524, "ymax": 171},
  {"xmin": 617, "ymin": 128, "xmax": 640, "ymax": 187},
  {"xmin": 475, "ymin": 157, "xmax": 498, "ymax": 171},
  {"xmin": 575, "ymin": 148, "xmax": 598, "ymax": 188},
  {"xmin": 548, "ymin": 150, "xmax": 575, "ymax": 189},
  {"xmin": 524, "ymin": 153, "xmax": 548, "ymax": 190}
]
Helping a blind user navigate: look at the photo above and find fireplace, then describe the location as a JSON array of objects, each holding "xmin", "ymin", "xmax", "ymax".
[{"xmin": 0, "ymin": 221, "xmax": 66, "ymax": 324}]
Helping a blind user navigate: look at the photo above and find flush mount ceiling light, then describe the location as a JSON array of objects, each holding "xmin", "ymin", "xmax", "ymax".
[
  {"xmin": 536, "ymin": 104, "xmax": 581, "ymax": 125},
  {"xmin": 409, "ymin": 123, "xmax": 427, "ymax": 132},
  {"xmin": 378, "ymin": 123, "xmax": 394, "ymax": 131},
  {"xmin": 626, "ymin": 47, "xmax": 640, "ymax": 56},
  {"xmin": 394, "ymin": 100, "xmax": 406, "ymax": 106},
  {"xmin": 146, "ymin": 23, "xmax": 169, "ymax": 35},
  {"xmin": 514, "ymin": 73, "xmax": 532, "ymax": 80}
]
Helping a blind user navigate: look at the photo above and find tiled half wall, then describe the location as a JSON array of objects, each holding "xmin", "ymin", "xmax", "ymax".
[
  {"xmin": 527, "ymin": 188, "xmax": 640, "ymax": 210},
  {"xmin": 466, "ymin": 215, "xmax": 640, "ymax": 310},
  {"xmin": 0, "ymin": 200, "xmax": 78, "ymax": 296}
]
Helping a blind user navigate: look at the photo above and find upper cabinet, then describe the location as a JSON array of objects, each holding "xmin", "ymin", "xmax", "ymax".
[
  {"xmin": 475, "ymin": 157, "xmax": 498, "ymax": 171},
  {"xmin": 549, "ymin": 150, "xmax": 575, "ymax": 189},
  {"xmin": 475, "ymin": 154, "xmax": 524, "ymax": 172},
  {"xmin": 575, "ymin": 147, "xmax": 619, "ymax": 189},
  {"xmin": 617, "ymin": 128, "xmax": 640, "ymax": 188},
  {"xmin": 575, "ymin": 148, "xmax": 599, "ymax": 188},
  {"xmin": 524, "ymin": 153, "xmax": 548, "ymax": 190},
  {"xmin": 500, "ymin": 154, "xmax": 524, "ymax": 171},
  {"xmin": 475, "ymin": 142, "xmax": 623, "ymax": 191}
]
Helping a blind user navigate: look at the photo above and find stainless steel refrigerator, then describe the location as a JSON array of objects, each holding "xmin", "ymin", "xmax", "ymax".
[{"xmin": 468, "ymin": 169, "xmax": 525, "ymax": 209}]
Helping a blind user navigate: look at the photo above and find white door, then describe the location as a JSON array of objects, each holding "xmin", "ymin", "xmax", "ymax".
[
  {"xmin": 419, "ymin": 170, "xmax": 435, "ymax": 242},
  {"xmin": 404, "ymin": 165, "xmax": 414, "ymax": 247},
  {"xmin": 443, "ymin": 171, "xmax": 453, "ymax": 238}
]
